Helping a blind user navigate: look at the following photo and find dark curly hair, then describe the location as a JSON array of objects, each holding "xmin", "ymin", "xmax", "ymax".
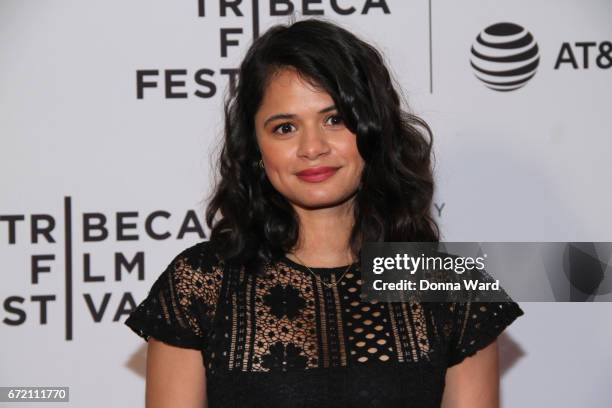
[{"xmin": 204, "ymin": 17, "xmax": 439, "ymax": 273}]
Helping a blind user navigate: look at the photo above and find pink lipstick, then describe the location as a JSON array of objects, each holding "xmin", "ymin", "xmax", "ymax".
[{"xmin": 295, "ymin": 166, "xmax": 339, "ymax": 182}]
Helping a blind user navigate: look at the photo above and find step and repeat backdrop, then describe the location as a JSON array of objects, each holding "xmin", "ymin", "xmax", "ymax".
[{"xmin": 1, "ymin": 0, "xmax": 611, "ymax": 407}]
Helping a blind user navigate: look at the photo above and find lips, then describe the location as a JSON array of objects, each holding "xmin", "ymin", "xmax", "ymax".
[{"xmin": 295, "ymin": 166, "xmax": 340, "ymax": 182}]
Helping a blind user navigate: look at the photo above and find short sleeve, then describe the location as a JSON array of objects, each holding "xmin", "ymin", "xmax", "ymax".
[
  {"xmin": 124, "ymin": 241, "xmax": 224, "ymax": 350},
  {"xmin": 446, "ymin": 300, "xmax": 524, "ymax": 367}
]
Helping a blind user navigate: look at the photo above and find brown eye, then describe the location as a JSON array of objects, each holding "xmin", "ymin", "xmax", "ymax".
[
  {"xmin": 273, "ymin": 123, "xmax": 296, "ymax": 135},
  {"xmin": 326, "ymin": 114, "xmax": 344, "ymax": 126}
]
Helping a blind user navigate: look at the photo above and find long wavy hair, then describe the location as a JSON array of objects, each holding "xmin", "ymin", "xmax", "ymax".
[{"xmin": 205, "ymin": 17, "xmax": 439, "ymax": 273}]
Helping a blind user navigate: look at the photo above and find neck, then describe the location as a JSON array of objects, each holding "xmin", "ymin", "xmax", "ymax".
[{"xmin": 289, "ymin": 198, "xmax": 356, "ymax": 267}]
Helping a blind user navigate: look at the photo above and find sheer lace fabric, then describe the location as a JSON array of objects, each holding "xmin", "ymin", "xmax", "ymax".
[{"xmin": 125, "ymin": 241, "xmax": 524, "ymax": 408}]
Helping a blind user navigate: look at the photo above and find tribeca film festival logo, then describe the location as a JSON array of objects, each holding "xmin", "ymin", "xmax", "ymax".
[
  {"xmin": 1, "ymin": 197, "xmax": 206, "ymax": 341},
  {"xmin": 136, "ymin": 0, "xmax": 391, "ymax": 100},
  {"xmin": 471, "ymin": 21, "xmax": 611, "ymax": 92}
]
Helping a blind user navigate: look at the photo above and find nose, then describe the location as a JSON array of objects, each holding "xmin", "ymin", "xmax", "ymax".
[{"xmin": 296, "ymin": 124, "xmax": 331, "ymax": 160}]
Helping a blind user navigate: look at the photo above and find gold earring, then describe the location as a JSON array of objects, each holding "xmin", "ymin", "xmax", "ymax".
[{"xmin": 258, "ymin": 159, "xmax": 264, "ymax": 168}]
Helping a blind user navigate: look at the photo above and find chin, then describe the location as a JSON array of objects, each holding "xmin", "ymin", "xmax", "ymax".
[{"xmin": 294, "ymin": 192, "xmax": 355, "ymax": 209}]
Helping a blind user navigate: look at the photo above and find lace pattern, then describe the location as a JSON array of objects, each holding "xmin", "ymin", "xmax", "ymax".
[{"xmin": 125, "ymin": 240, "xmax": 524, "ymax": 407}]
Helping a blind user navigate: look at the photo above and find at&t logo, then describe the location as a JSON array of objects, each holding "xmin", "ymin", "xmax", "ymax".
[{"xmin": 470, "ymin": 22, "xmax": 540, "ymax": 92}]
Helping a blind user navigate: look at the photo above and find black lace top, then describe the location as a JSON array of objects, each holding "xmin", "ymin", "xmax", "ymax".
[{"xmin": 125, "ymin": 240, "xmax": 524, "ymax": 408}]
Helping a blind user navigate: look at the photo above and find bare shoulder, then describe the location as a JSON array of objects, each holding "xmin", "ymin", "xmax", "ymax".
[{"xmin": 145, "ymin": 338, "xmax": 207, "ymax": 408}]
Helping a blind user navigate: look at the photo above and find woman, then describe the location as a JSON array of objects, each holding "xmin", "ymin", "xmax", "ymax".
[{"xmin": 125, "ymin": 17, "xmax": 524, "ymax": 408}]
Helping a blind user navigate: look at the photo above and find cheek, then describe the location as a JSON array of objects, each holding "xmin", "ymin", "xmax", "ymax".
[
  {"xmin": 262, "ymin": 144, "xmax": 293, "ymax": 173},
  {"xmin": 339, "ymin": 134, "xmax": 364, "ymax": 170}
]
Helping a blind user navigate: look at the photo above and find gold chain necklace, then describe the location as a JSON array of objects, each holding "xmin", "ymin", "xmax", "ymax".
[{"xmin": 288, "ymin": 251, "xmax": 355, "ymax": 288}]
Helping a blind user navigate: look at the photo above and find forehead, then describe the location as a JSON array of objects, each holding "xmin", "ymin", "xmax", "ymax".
[{"xmin": 258, "ymin": 68, "xmax": 333, "ymax": 113}]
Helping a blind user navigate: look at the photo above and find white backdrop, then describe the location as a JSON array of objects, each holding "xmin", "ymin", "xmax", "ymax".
[{"xmin": 1, "ymin": 0, "xmax": 611, "ymax": 407}]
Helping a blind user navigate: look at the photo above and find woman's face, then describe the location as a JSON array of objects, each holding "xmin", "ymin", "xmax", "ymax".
[{"xmin": 254, "ymin": 67, "xmax": 365, "ymax": 210}]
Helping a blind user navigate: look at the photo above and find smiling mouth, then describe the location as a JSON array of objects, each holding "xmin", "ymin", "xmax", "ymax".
[{"xmin": 295, "ymin": 167, "xmax": 340, "ymax": 183}]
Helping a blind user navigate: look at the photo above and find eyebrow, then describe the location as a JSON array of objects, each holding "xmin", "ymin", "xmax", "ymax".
[{"xmin": 263, "ymin": 104, "xmax": 337, "ymax": 128}]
